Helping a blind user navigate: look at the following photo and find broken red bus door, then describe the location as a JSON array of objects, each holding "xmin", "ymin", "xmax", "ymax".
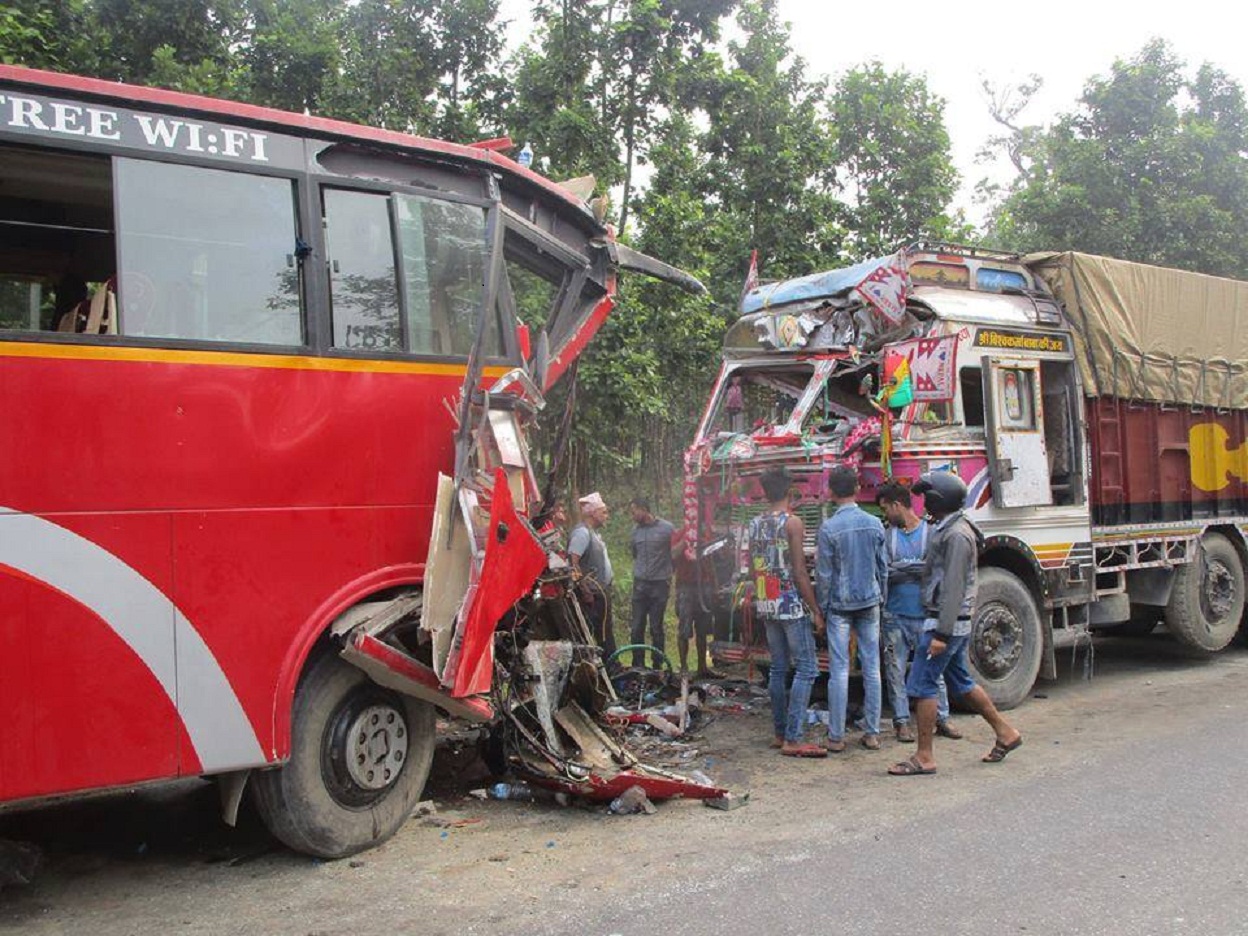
[{"xmin": 0, "ymin": 64, "xmax": 712, "ymax": 860}]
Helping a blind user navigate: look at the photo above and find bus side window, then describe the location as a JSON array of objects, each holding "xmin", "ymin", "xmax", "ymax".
[
  {"xmin": 0, "ymin": 145, "xmax": 113, "ymax": 333},
  {"xmin": 394, "ymin": 193, "xmax": 490, "ymax": 356},
  {"xmin": 115, "ymin": 158, "xmax": 303, "ymax": 345},
  {"xmin": 324, "ymin": 188, "xmax": 401, "ymax": 352}
]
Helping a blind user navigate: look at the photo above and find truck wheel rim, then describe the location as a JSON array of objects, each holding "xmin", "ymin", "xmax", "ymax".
[
  {"xmin": 972, "ymin": 605, "xmax": 1023, "ymax": 680},
  {"xmin": 1200, "ymin": 558, "xmax": 1235, "ymax": 623}
]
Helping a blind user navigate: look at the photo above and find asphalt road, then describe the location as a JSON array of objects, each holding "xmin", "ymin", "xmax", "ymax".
[
  {"xmin": 549, "ymin": 660, "xmax": 1248, "ymax": 936},
  {"xmin": 4, "ymin": 633, "xmax": 1248, "ymax": 936}
]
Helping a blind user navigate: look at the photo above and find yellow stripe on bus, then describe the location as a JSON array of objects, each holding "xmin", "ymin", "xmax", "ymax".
[{"xmin": 0, "ymin": 341, "xmax": 510, "ymax": 377}]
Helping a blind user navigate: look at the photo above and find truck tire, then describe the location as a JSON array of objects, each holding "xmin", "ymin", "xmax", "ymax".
[
  {"xmin": 251, "ymin": 651, "xmax": 435, "ymax": 859},
  {"xmin": 967, "ymin": 568, "xmax": 1043, "ymax": 710},
  {"xmin": 1165, "ymin": 532, "xmax": 1245, "ymax": 653}
]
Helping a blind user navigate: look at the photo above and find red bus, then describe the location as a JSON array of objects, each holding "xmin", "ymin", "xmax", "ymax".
[{"xmin": 0, "ymin": 65, "xmax": 691, "ymax": 857}]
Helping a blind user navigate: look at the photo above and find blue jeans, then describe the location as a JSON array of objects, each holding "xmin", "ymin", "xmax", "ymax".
[
  {"xmin": 764, "ymin": 616, "xmax": 818, "ymax": 743},
  {"xmin": 884, "ymin": 616, "xmax": 950, "ymax": 724},
  {"xmin": 827, "ymin": 606, "xmax": 882, "ymax": 739},
  {"xmin": 908, "ymin": 631, "xmax": 977, "ymax": 699}
]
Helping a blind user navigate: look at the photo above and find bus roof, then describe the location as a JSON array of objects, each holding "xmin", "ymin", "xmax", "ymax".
[{"xmin": 0, "ymin": 64, "xmax": 597, "ymax": 222}]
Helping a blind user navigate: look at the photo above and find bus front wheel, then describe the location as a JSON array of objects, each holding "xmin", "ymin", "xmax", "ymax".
[{"xmin": 251, "ymin": 650, "xmax": 435, "ymax": 859}]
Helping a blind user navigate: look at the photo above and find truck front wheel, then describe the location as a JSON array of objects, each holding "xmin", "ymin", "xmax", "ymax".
[
  {"xmin": 1165, "ymin": 532, "xmax": 1245, "ymax": 653},
  {"xmin": 251, "ymin": 651, "xmax": 435, "ymax": 859},
  {"xmin": 967, "ymin": 568, "xmax": 1043, "ymax": 710}
]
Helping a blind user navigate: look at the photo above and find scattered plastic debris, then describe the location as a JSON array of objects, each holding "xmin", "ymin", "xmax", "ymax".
[
  {"xmin": 607, "ymin": 785, "xmax": 657, "ymax": 816},
  {"xmin": 704, "ymin": 791, "xmax": 750, "ymax": 811}
]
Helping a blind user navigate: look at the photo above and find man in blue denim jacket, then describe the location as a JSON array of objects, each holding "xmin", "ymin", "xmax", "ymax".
[{"xmin": 816, "ymin": 464, "xmax": 888, "ymax": 751}]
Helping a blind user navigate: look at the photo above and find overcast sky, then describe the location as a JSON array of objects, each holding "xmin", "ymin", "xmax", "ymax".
[{"xmin": 499, "ymin": 1, "xmax": 1247, "ymax": 222}]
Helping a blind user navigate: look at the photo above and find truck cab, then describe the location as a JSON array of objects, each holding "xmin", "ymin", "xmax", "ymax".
[{"xmin": 686, "ymin": 243, "xmax": 1093, "ymax": 708}]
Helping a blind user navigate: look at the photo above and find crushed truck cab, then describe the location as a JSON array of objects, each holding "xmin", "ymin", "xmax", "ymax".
[{"xmin": 686, "ymin": 243, "xmax": 1248, "ymax": 709}]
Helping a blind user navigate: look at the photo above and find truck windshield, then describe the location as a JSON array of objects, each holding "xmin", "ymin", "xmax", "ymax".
[{"xmin": 701, "ymin": 359, "xmax": 874, "ymax": 443}]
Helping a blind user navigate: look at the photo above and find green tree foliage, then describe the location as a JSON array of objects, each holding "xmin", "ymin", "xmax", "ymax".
[
  {"xmin": 93, "ymin": 0, "xmax": 247, "ymax": 90},
  {"xmin": 694, "ymin": 0, "xmax": 840, "ymax": 299},
  {"xmin": 988, "ymin": 40, "xmax": 1248, "ymax": 277},
  {"xmin": 509, "ymin": 0, "xmax": 730, "ymax": 232},
  {"xmin": 830, "ymin": 62, "xmax": 961, "ymax": 256},
  {"xmin": 325, "ymin": 0, "xmax": 506, "ymax": 138},
  {"xmin": 242, "ymin": 0, "xmax": 341, "ymax": 114},
  {"xmin": 0, "ymin": 1, "xmax": 98, "ymax": 72}
]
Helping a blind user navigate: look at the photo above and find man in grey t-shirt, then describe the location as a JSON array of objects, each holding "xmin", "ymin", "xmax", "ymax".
[
  {"xmin": 629, "ymin": 497, "xmax": 676, "ymax": 669},
  {"xmin": 569, "ymin": 492, "xmax": 616, "ymax": 665}
]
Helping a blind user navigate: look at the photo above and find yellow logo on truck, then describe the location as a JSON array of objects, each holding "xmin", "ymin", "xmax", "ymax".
[{"xmin": 1190, "ymin": 423, "xmax": 1248, "ymax": 492}]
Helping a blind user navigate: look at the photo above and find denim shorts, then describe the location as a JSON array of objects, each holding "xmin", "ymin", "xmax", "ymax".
[{"xmin": 906, "ymin": 631, "xmax": 976, "ymax": 699}]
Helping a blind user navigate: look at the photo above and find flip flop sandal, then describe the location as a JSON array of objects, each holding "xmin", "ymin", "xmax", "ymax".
[
  {"xmin": 780, "ymin": 743, "xmax": 827, "ymax": 758},
  {"xmin": 982, "ymin": 736, "xmax": 1023, "ymax": 763},
  {"xmin": 888, "ymin": 755, "xmax": 937, "ymax": 776},
  {"xmin": 935, "ymin": 720, "xmax": 964, "ymax": 740}
]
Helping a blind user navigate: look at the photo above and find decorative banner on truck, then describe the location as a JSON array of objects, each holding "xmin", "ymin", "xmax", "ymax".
[
  {"xmin": 884, "ymin": 333, "xmax": 959, "ymax": 401},
  {"xmin": 972, "ymin": 327, "xmax": 1071, "ymax": 354}
]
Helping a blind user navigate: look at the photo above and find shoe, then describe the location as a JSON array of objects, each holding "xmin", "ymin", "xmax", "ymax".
[
  {"xmin": 824, "ymin": 738, "xmax": 847, "ymax": 753},
  {"xmin": 895, "ymin": 723, "xmax": 916, "ymax": 743},
  {"xmin": 935, "ymin": 720, "xmax": 963, "ymax": 740},
  {"xmin": 982, "ymin": 735, "xmax": 1022, "ymax": 763},
  {"xmin": 888, "ymin": 755, "xmax": 937, "ymax": 776},
  {"xmin": 860, "ymin": 733, "xmax": 881, "ymax": 751}
]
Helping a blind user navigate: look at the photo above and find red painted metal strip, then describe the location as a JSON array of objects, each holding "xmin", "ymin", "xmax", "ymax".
[{"xmin": 345, "ymin": 632, "xmax": 494, "ymax": 723}]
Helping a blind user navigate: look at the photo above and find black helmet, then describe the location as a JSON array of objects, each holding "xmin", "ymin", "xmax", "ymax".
[{"xmin": 913, "ymin": 471, "xmax": 967, "ymax": 517}]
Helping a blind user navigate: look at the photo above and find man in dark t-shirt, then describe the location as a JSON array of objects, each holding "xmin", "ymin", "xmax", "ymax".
[{"xmin": 629, "ymin": 497, "xmax": 675, "ymax": 669}]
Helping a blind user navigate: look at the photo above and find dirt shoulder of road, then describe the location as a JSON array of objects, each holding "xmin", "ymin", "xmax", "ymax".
[{"xmin": 4, "ymin": 636, "xmax": 1246, "ymax": 936}]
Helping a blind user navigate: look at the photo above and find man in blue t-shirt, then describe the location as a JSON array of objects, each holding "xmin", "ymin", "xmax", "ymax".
[{"xmin": 877, "ymin": 481, "xmax": 960, "ymax": 743}]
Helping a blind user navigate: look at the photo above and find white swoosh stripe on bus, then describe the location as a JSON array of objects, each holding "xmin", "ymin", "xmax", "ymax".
[{"xmin": 0, "ymin": 510, "xmax": 265, "ymax": 771}]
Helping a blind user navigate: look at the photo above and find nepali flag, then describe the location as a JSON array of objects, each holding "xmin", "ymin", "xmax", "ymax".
[
  {"xmin": 854, "ymin": 253, "xmax": 908, "ymax": 324},
  {"xmin": 878, "ymin": 349, "xmax": 914, "ymax": 409}
]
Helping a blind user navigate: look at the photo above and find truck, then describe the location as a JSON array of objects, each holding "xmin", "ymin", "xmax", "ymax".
[{"xmin": 685, "ymin": 242, "xmax": 1248, "ymax": 708}]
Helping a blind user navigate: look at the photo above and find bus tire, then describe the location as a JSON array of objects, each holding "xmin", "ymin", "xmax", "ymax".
[
  {"xmin": 251, "ymin": 651, "xmax": 435, "ymax": 859},
  {"xmin": 1165, "ymin": 532, "xmax": 1245, "ymax": 653},
  {"xmin": 967, "ymin": 568, "xmax": 1043, "ymax": 711}
]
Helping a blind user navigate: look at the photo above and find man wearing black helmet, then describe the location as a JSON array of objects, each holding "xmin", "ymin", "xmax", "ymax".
[{"xmin": 888, "ymin": 470, "xmax": 1022, "ymax": 776}]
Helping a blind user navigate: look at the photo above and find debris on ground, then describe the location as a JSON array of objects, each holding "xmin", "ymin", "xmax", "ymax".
[
  {"xmin": 703, "ymin": 791, "xmax": 750, "ymax": 811},
  {"xmin": 607, "ymin": 786, "xmax": 657, "ymax": 816}
]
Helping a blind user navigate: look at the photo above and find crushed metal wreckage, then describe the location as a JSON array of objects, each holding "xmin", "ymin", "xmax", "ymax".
[{"xmin": 337, "ymin": 363, "xmax": 735, "ymax": 809}]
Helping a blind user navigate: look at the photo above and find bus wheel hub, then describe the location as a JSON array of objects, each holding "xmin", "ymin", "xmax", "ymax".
[{"xmin": 345, "ymin": 705, "xmax": 407, "ymax": 790}]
